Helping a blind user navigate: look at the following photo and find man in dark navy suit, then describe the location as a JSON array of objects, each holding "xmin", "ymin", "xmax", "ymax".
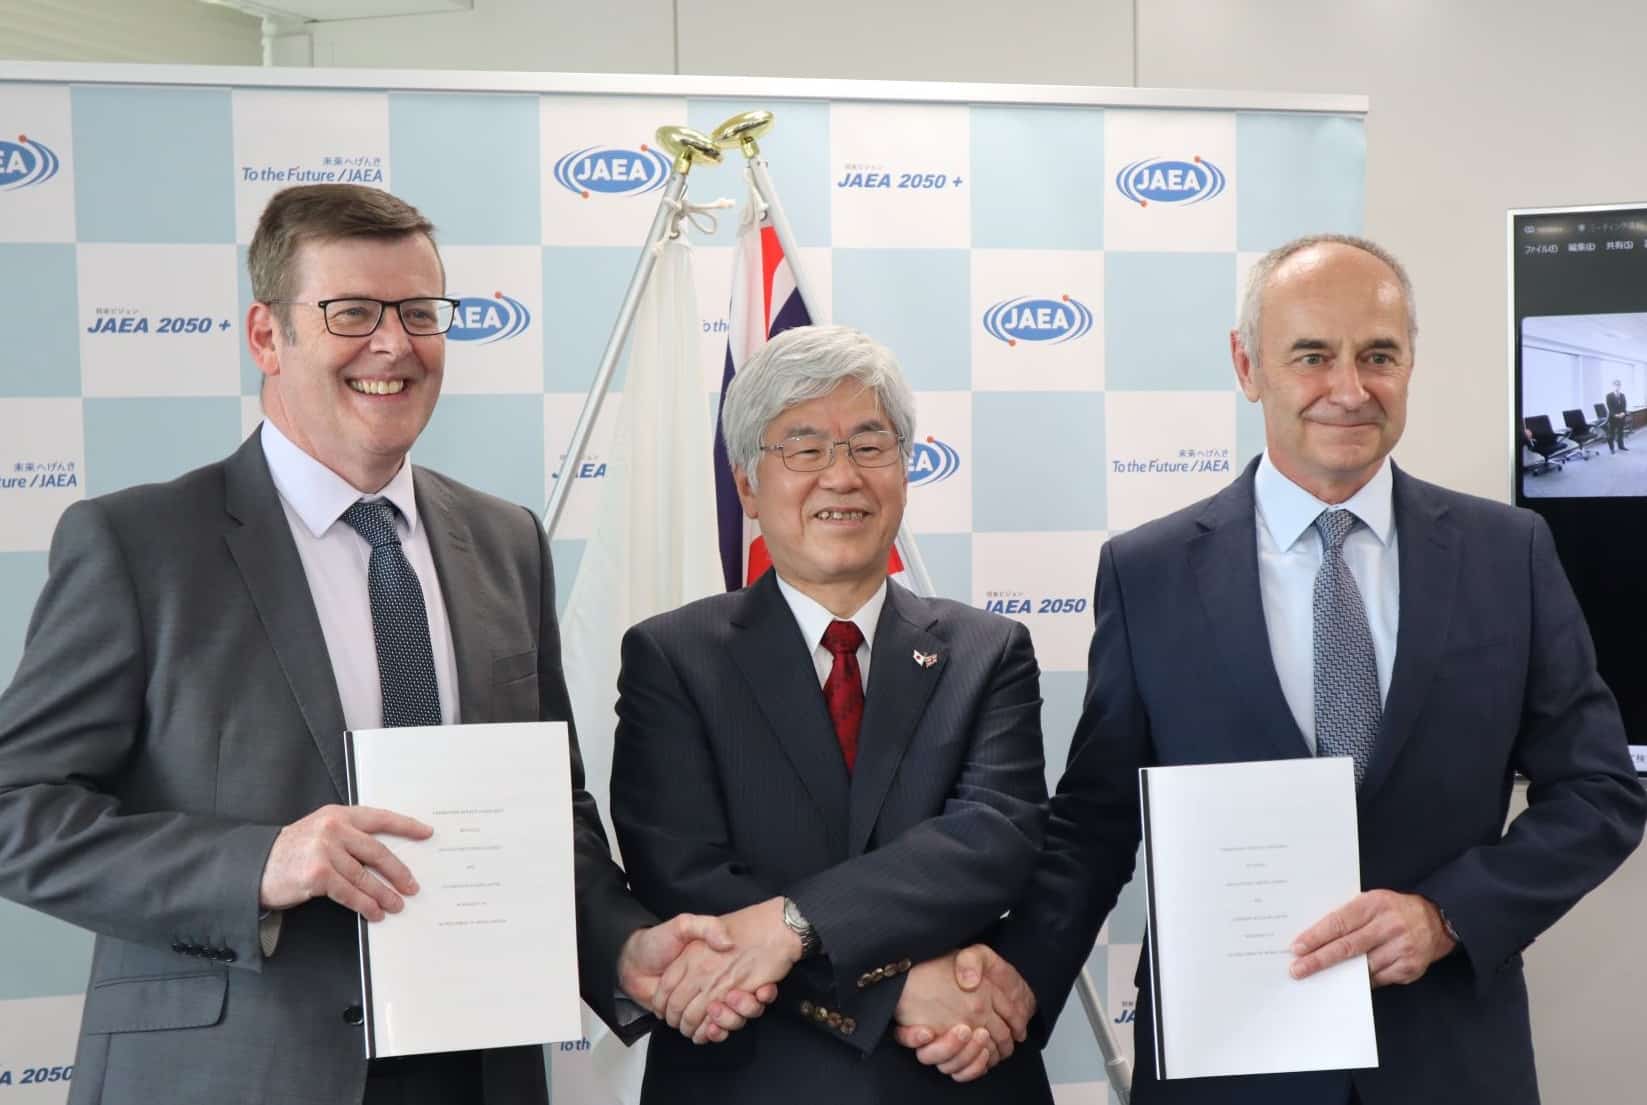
[
  {"xmin": 610, "ymin": 325, "xmax": 1055, "ymax": 1104},
  {"xmin": 912, "ymin": 235, "xmax": 1645, "ymax": 1104},
  {"xmin": 1605, "ymin": 379, "xmax": 1628, "ymax": 452}
]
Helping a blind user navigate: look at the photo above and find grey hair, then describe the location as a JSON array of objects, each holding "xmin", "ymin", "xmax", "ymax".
[
  {"xmin": 1236, "ymin": 233, "xmax": 1418, "ymax": 362},
  {"xmin": 721, "ymin": 324, "xmax": 915, "ymax": 490}
]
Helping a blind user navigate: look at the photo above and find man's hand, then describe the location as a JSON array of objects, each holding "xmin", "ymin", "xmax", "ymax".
[
  {"xmin": 259, "ymin": 804, "xmax": 431, "ymax": 922},
  {"xmin": 652, "ymin": 898, "xmax": 800, "ymax": 1042},
  {"xmin": 892, "ymin": 945, "xmax": 1036, "ymax": 1082},
  {"xmin": 620, "ymin": 914, "xmax": 778, "ymax": 1044},
  {"xmin": 1290, "ymin": 889, "xmax": 1457, "ymax": 988}
]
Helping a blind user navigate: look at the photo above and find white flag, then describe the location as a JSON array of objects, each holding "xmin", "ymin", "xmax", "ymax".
[{"xmin": 554, "ymin": 235, "xmax": 722, "ymax": 1101}]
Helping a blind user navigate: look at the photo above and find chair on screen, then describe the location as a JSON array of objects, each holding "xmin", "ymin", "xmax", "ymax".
[
  {"xmin": 1562, "ymin": 409, "xmax": 1601, "ymax": 459},
  {"xmin": 1523, "ymin": 415, "xmax": 1576, "ymax": 476}
]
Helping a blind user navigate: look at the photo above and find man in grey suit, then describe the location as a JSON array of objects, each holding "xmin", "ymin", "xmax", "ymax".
[
  {"xmin": 608, "ymin": 325, "xmax": 1053, "ymax": 1103},
  {"xmin": 0, "ymin": 184, "xmax": 767, "ymax": 1105}
]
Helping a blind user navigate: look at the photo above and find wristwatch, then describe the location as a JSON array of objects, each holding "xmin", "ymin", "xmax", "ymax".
[
  {"xmin": 782, "ymin": 897, "xmax": 822, "ymax": 959},
  {"xmin": 1437, "ymin": 905, "xmax": 1462, "ymax": 946}
]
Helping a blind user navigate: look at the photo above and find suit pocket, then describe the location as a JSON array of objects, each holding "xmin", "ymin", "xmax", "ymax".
[
  {"xmin": 493, "ymin": 648, "xmax": 537, "ymax": 685},
  {"xmin": 82, "ymin": 972, "xmax": 226, "ymax": 1034},
  {"xmin": 493, "ymin": 648, "xmax": 539, "ymax": 719}
]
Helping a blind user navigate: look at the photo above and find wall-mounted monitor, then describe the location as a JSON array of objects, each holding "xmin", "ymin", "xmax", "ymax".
[{"xmin": 1511, "ymin": 203, "xmax": 1647, "ymax": 772}]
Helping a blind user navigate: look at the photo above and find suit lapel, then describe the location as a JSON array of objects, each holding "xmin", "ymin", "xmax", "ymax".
[
  {"xmin": 1189, "ymin": 461, "xmax": 1312, "ymax": 762},
  {"xmin": 414, "ymin": 470, "xmax": 488, "ymax": 724},
  {"xmin": 848, "ymin": 584, "xmax": 945, "ymax": 855},
  {"xmin": 727, "ymin": 574, "xmax": 850, "ymax": 844},
  {"xmin": 1362, "ymin": 466, "xmax": 1459, "ymax": 799},
  {"xmin": 222, "ymin": 431, "xmax": 350, "ymax": 799}
]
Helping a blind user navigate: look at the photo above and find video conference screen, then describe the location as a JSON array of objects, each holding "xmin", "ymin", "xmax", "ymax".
[{"xmin": 1512, "ymin": 204, "xmax": 1647, "ymax": 771}]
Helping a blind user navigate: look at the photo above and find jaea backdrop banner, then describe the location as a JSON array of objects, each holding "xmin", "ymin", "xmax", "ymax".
[{"xmin": 0, "ymin": 64, "xmax": 1364, "ymax": 1104}]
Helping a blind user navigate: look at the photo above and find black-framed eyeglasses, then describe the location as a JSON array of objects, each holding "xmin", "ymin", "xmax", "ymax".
[
  {"xmin": 265, "ymin": 297, "xmax": 461, "ymax": 337},
  {"xmin": 758, "ymin": 430, "xmax": 905, "ymax": 473}
]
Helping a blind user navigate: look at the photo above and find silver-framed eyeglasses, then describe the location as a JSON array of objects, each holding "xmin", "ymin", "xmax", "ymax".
[
  {"xmin": 759, "ymin": 430, "xmax": 905, "ymax": 473},
  {"xmin": 266, "ymin": 297, "xmax": 460, "ymax": 337}
]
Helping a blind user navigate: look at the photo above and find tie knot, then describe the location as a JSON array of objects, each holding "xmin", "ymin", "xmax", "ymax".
[
  {"xmin": 822, "ymin": 619, "xmax": 864, "ymax": 657},
  {"xmin": 1313, "ymin": 508, "xmax": 1360, "ymax": 552},
  {"xmin": 342, "ymin": 498, "xmax": 402, "ymax": 549}
]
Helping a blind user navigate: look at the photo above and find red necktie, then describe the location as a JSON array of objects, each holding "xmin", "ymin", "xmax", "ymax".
[{"xmin": 821, "ymin": 620, "xmax": 865, "ymax": 773}]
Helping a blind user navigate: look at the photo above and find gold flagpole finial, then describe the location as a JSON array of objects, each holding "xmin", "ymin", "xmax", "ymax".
[
  {"xmin": 655, "ymin": 125, "xmax": 721, "ymax": 176},
  {"xmin": 711, "ymin": 110, "xmax": 775, "ymax": 159}
]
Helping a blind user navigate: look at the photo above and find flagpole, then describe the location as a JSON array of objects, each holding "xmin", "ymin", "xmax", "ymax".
[
  {"xmin": 543, "ymin": 125, "xmax": 722, "ymax": 541},
  {"xmin": 717, "ymin": 112, "xmax": 938, "ymax": 601},
  {"xmin": 717, "ymin": 110, "xmax": 1132, "ymax": 1103}
]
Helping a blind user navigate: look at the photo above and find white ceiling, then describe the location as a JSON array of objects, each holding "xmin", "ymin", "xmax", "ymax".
[{"xmin": 1522, "ymin": 313, "xmax": 1647, "ymax": 363}]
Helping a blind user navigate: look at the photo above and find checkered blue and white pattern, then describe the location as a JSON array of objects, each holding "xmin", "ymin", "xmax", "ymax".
[{"xmin": 0, "ymin": 73, "xmax": 1364, "ymax": 1104}]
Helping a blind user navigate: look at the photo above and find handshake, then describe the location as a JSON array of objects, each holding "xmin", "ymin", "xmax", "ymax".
[{"xmin": 616, "ymin": 896, "xmax": 1035, "ymax": 1082}]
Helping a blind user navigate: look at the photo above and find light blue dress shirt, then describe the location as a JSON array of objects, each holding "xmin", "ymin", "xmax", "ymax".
[{"xmin": 1253, "ymin": 453, "xmax": 1400, "ymax": 753}]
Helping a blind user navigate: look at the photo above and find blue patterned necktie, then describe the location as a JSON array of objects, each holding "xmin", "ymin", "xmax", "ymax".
[
  {"xmin": 342, "ymin": 498, "xmax": 441, "ymax": 728},
  {"xmin": 1312, "ymin": 509, "xmax": 1380, "ymax": 787}
]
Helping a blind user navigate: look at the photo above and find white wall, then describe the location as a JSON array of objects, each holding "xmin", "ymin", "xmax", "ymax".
[
  {"xmin": 299, "ymin": 0, "xmax": 1134, "ymax": 84},
  {"xmin": 0, "ymin": 0, "xmax": 259, "ymax": 64},
  {"xmin": 306, "ymin": 0, "xmax": 674, "ymax": 73}
]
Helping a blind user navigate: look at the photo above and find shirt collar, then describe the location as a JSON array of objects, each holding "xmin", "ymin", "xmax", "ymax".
[
  {"xmin": 774, "ymin": 574, "xmax": 888, "ymax": 656},
  {"xmin": 1254, "ymin": 452, "xmax": 1394, "ymax": 552},
  {"xmin": 258, "ymin": 419, "xmax": 420, "ymax": 539}
]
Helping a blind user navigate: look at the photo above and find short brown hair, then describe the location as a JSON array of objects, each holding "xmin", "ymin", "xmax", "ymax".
[{"xmin": 248, "ymin": 184, "xmax": 439, "ymax": 334}]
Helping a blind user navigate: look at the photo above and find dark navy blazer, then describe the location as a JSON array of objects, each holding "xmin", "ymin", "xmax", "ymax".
[{"xmin": 1000, "ymin": 459, "xmax": 1645, "ymax": 1105}]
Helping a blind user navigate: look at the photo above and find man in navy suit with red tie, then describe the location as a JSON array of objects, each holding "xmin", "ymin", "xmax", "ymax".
[{"xmin": 609, "ymin": 325, "xmax": 1056, "ymax": 1103}]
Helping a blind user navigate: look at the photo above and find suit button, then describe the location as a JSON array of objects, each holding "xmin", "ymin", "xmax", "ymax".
[
  {"xmin": 799, "ymin": 1000, "xmax": 814, "ymax": 1017},
  {"xmin": 898, "ymin": 958, "xmax": 912, "ymax": 972},
  {"xmin": 221, "ymin": 948, "xmax": 237, "ymax": 964},
  {"xmin": 842, "ymin": 1017, "xmax": 856, "ymax": 1035},
  {"xmin": 203, "ymin": 948, "xmax": 221, "ymax": 961},
  {"xmin": 856, "ymin": 973, "xmax": 871, "ymax": 989},
  {"xmin": 827, "ymin": 1012, "xmax": 841, "ymax": 1028},
  {"xmin": 343, "ymin": 1005, "xmax": 364, "ymax": 1026},
  {"xmin": 186, "ymin": 944, "xmax": 202, "ymax": 957},
  {"xmin": 814, "ymin": 1006, "xmax": 829, "ymax": 1023},
  {"xmin": 171, "ymin": 941, "xmax": 187, "ymax": 954}
]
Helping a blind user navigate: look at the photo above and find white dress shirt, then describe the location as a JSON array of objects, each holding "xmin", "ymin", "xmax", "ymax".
[
  {"xmin": 259, "ymin": 420, "xmax": 460, "ymax": 730},
  {"xmin": 1253, "ymin": 453, "xmax": 1400, "ymax": 752},
  {"xmin": 774, "ymin": 574, "xmax": 887, "ymax": 693}
]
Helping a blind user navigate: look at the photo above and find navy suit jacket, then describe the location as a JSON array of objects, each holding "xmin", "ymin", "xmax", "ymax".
[
  {"xmin": 998, "ymin": 459, "xmax": 1645, "ymax": 1105},
  {"xmin": 610, "ymin": 572, "xmax": 1055, "ymax": 1105}
]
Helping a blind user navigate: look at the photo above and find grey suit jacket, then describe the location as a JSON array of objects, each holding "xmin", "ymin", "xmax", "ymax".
[{"xmin": 0, "ymin": 430, "xmax": 653, "ymax": 1105}]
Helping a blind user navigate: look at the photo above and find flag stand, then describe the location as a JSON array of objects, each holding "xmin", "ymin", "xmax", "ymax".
[{"xmin": 541, "ymin": 124, "xmax": 722, "ymax": 541}]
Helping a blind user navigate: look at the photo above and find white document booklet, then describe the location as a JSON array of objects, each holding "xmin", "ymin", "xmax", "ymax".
[
  {"xmin": 344, "ymin": 721, "xmax": 582, "ymax": 1059},
  {"xmin": 1139, "ymin": 757, "xmax": 1378, "ymax": 1080}
]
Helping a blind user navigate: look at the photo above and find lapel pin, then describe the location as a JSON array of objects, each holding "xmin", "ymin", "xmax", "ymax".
[{"xmin": 912, "ymin": 649, "xmax": 939, "ymax": 669}]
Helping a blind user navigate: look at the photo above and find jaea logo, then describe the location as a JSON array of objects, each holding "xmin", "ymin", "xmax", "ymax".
[
  {"xmin": 553, "ymin": 145, "xmax": 671, "ymax": 199},
  {"xmin": 1115, "ymin": 156, "xmax": 1226, "ymax": 207},
  {"xmin": 908, "ymin": 436, "xmax": 960, "ymax": 487},
  {"xmin": 447, "ymin": 292, "xmax": 532, "ymax": 344},
  {"xmin": 0, "ymin": 134, "xmax": 61, "ymax": 192},
  {"xmin": 982, "ymin": 295, "xmax": 1094, "ymax": 347}
]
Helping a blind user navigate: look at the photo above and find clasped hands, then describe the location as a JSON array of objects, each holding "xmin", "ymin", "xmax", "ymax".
[
  {"xmin": 257, "ymin": 811, "xmax": 1033, "ymax": 1067},
  {"xmin": 622, "ymin": 894, "xmax": 1039, "ymax": 1074}
]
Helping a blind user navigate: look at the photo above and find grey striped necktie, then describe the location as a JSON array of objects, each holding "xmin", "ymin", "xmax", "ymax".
[
  {"xmin": 1312, "ymin": 508, "xmax": 1380, "ymax": 787},
  {"xmin": 342, "ymin": 498, "xmax": 441, "ymax": 728}
]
